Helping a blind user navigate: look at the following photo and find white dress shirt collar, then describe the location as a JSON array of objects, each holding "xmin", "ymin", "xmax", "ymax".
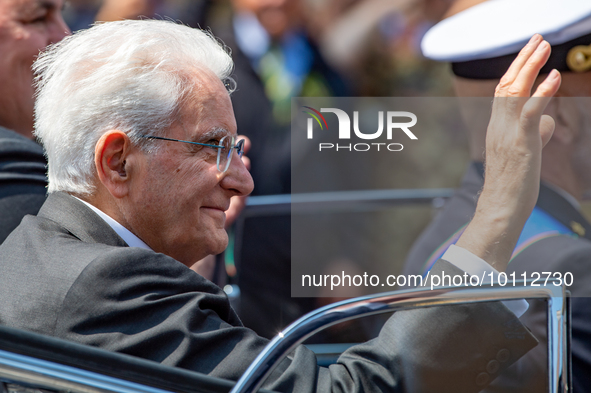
[{"xmin": 74, "ymin": 197, "xmax": 152, "ymax": 251}]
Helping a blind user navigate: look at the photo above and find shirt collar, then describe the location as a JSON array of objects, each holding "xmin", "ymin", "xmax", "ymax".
[{"xmin": 74, "ymin": 197, "xmax": 152, "ymax": 251}]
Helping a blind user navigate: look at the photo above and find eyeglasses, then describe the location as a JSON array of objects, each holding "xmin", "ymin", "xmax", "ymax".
[{"xmin": 140, "ymin": 135, "xmax": 245, "ymax": 173}]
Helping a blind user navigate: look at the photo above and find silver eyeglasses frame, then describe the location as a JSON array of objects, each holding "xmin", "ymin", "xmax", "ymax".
[{"xmin": 140, "ymin": 135, "xmax": 245, "ymax": 173}]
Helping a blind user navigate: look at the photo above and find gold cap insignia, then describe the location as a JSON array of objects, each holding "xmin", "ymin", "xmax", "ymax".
[
  {"xmin": 570, "ymin": 221, "xmax": 586, "ymax": 237},
  {"xmin": 567, "ymin": 44, "xmax": 591, "ymax": 72}
]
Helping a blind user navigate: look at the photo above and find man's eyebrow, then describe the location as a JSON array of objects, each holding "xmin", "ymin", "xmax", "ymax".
[
  {"xmin": 197, "ymin": 128, "xmax": 230, "ymax": 142},
  {"xmin": 23, "ymin": 0, "xmax": 58, "ymax": 14}
]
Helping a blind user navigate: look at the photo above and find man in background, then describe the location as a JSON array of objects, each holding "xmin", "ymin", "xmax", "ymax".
[
  {"xmin": 403, "ymin": 0, "xmax": 591, "ymax": 390},
  {"xmin": 0, "ymin": 0, "xmax": 70, "ymax": 242}
]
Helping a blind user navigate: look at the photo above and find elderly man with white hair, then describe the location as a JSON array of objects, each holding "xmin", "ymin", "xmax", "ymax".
[{"xmin": 0, "ymin": 19, "xmax": 559, "ymax": 392}]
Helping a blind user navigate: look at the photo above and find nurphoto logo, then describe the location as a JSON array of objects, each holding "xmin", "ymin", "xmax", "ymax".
[{"xmin": 302, "ymin": 106, "xmax": 418, "ymax": 152}]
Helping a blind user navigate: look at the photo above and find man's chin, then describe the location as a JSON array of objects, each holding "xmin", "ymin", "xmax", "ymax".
[
  {"xmin": 161, "ymin": 231, "xmax": 229, "ymax": 266},
  {"xmin": 206, "ymin": 231, "xmax": 229, "ymax": 256}
]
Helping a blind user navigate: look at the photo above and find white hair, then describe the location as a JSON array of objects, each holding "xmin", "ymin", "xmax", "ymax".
[{"xmin": 33, "ymin": 19, "xmax": 235, "ymax": 195}]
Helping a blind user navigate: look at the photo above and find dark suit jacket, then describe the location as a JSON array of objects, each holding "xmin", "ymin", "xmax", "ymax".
[
  {"xmin": 0, "ymin": 126, "xmax": 47, "ymax": 243},
  {"xmin": 0, "ymin": 192, "xmax": 536, "ymax": 392},
  {"xmin": 403, "ymin": 161, "xmax": 591, "ymax": 391}
]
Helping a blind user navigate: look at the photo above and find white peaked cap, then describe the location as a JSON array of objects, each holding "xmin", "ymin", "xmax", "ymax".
[{"xmin": 422, "ymin": 0, "xmax": 591, "ymax": 62}]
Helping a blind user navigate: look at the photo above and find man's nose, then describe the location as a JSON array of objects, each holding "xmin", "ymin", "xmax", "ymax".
[{"xmin": 220, "ymin": 150, "xmax": 255, "ymax": 197}]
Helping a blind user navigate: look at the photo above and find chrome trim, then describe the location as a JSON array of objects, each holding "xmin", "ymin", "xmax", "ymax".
[
  {"xmin": 0, "ymin": 284, "xmax": 567, "ymax": 393},
  {"xmin": 230, "ymin": 284, "xmax": 567, "ymax": 393},
  {"xmin": 244, "ymin": 188, "xmax": 454, "ymax": 216},
  {"xmin": 0, "ymin": 349, "xmax": 174, "ymax": 393}
]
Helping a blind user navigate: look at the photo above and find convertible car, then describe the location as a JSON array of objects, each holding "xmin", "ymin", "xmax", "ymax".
[{"xmin": 0, "ymin": 283, "xmax": 569, "ymax": 393}]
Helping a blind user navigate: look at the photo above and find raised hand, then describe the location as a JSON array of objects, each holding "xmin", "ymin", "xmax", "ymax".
[{"xmin": 456, "ymin": 34, "xmax": 561, "ymax": 271}]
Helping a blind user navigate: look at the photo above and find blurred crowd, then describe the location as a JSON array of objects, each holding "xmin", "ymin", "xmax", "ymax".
[{"xmin": 63, "ymin": 0, "xmax": 456, "ymax": 96}]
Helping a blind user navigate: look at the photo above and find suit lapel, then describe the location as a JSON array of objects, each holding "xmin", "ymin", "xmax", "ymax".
[{"xmin": 39, "ymin": 192, "xmax": 128, "ymax": 247}]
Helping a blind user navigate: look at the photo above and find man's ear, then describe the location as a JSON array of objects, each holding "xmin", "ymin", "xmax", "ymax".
[{"xmin": 95, "ymin": 130, "xmax": 133, "ymax": 199}]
